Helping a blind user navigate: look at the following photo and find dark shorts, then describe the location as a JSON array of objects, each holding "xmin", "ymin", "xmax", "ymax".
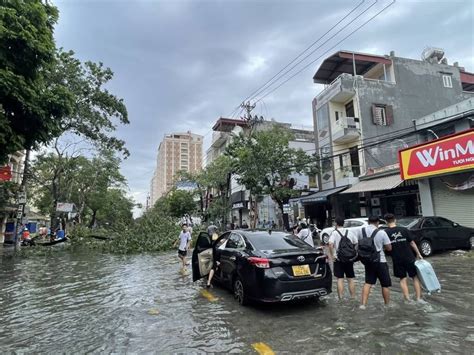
[
  {"xmin": 333, "ymin": 261, "xmax": 355, "ymax": 279},
  {"xmin": 178, "ymin": 249, "xmax": 187, "ymax": 258},
  {"xmin": 393, "ymin": 260, "xmax": 417, "ymax": 279},
  {"xmin": 364, "ymin": 262, "xmax": 392, "ymax": 288}
]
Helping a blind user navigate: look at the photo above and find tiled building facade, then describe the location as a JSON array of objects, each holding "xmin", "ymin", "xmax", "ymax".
[{"xmin": 150, "ymin": 131, "xmax": 203, "ymax": 207}]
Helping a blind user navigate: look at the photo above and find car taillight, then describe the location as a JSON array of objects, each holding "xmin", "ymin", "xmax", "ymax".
[{"xmin": 248, "ymin": 257, "xmax": 270, "ymax": 269}]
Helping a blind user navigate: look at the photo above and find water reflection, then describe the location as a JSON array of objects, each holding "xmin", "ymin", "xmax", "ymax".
[{"xmin": 0, "ymin": 248, "xmax": 472, "ymax": 353}]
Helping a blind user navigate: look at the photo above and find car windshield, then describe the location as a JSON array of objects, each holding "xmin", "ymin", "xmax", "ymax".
[
  {"xmin": 397, "ymin": 217, "xmax": 420, "ymax": 228},
  {"xmin": 248, "ymin": 233, "xmax": 310, "ymax": 251}
]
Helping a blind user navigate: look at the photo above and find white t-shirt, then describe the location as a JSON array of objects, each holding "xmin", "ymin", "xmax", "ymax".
[
  {"xmin": 178, "ymin": 231, "xmax": 191, "ymax": 251},
  {"xmin": 328, "ymin": 227, "xmax": 358, "ymax": 259},
  {"xmin": 354, "ymin": 225, "xmax": 391, "ymax": 263},
  {"xmin": 298, "ymin": 228, "xmax": 314, "ymax": 247}
]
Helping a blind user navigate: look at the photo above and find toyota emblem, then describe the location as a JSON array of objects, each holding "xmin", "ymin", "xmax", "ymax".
[{"xmin": 297, "ymin": 256, "xmax": 305, "ymax": 262}]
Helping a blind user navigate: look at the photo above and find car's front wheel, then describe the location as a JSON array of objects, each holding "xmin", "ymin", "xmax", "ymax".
[
  {"xmin": 420, "ymin": 240, "xmax": 433, "ymax": 257},
  {"xmin": 322, "ymin": 234, "xmax": 330, "ymax": 245},
  {"xmin": 233, "ymin": 277, "xmax": 249, "ymax": 306}
]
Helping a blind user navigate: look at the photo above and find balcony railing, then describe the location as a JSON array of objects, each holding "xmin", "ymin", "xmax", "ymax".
[
  {"xmin": 332, "ymin": 117, "xmax": 361, "ymax": 144},
  {"xmin": 335, "ymin": 116, "xmax": 360, "ymax": 130}
]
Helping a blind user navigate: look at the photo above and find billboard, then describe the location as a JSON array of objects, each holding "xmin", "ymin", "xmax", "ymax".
[{"xmin": 399, "ymin": 129, "xmax": 474, "ymax": 180}]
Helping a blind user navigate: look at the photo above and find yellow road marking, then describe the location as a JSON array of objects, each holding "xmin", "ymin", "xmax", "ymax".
[
  {"xmin": 147, "ymin": 308, "xmax": 160, "ymax": 315},
  {"xmin": 200, "ymin": 289, "xmax": 218, "ymax": 302},
  {"xmin": 252, "ymin": 342, "xmax": 275, "ymax": 355}
]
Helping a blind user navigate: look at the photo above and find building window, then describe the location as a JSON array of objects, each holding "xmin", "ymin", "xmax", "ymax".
[
  {"xmin": 372, "ymin": 104, "xmax": 393, "ymax": 126},
  {"xmin": 335, "ymin": 111, "xmax": 339, "ymax": 122},
  {"xmin": 442, "ymin": 75, "xmax": 452, "ymax": 88}
]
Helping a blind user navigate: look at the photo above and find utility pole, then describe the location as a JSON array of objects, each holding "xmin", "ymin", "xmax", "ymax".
[
  {"xmin": 240, "ymin": 101, "xmax": 264, "ymax": 133},
  {"xmin": 238, "ymin": 101, "xmax": 265, "ymax": 229}
]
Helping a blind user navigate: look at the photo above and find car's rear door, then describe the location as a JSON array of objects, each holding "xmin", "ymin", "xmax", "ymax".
[
  {"xmin": 219, "ymin": 233, "xmax": 246, "ymax": 287},
  {"xmin": 192, "ymin": 232, "xmax": 213, "ymax": 282}
]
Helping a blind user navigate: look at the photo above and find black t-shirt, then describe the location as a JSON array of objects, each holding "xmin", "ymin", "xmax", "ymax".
[{"xmin": 385, "ymin": 226, "xmax": 415, "ymax": 263}]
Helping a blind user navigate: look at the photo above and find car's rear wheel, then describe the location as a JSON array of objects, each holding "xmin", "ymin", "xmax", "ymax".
[
  {"xmin": 233, "ymin": 277, "xmax": 249, "ymax": 306},
  {"xmin": 420, "ymin": 240, "xmax": 433, "ymax": 257},
  {"xmin": 322, "ymin": 234, "xmax": 329, "ymax": 245}
]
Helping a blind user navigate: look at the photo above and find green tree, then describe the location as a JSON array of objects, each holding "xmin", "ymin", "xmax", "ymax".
[
  {"xmin": 165, "ymin": 189, "xmax": 197, "ymax": 218},
  {"xmin": 1, "ymin": 2, "xmax": 129, "ymax": 164},
  {"xmin": 95, "ymin": 189, "xmax": 134, "ymax": 229},
  {"xmin": 226, "ymin": 125, "xmax": 318, "ymax": 230},
  {"xmin": 0, "ymin": 1, "xmax": 73, "ymax": 163},
  {"xmin": 49, "ymin": 49, "xmax": 129, "ymax": 156},
  {"xmin": 31, "ymin": 146, "xmax": 128, "ymax": 227},
  {"xmin": 199, "ymin": 155, "xmax": 232, "ymax": 224}
]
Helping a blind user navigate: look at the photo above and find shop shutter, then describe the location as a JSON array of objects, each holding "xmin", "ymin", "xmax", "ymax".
[{"xmin": 431, "ymin": 178, "xmax": 474, "ymax": 228}]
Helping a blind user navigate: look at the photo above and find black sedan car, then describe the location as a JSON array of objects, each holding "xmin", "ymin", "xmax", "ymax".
[
  {"xmin": 192, "ymin": 230, "xmax": 332, "ymax": 306},
  {"xmin": 397, "ymin": 216, "xmax": 474, "ymax": 257}
]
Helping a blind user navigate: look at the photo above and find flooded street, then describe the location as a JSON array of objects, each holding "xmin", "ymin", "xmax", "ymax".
[{"xmin": 1, "ymin": 247, "xmax": 473, "ymax": 353}]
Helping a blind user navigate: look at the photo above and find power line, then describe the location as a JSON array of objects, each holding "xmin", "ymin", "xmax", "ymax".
[
  {"xmin": 254, "ymin": 0, "xmax": 396, "ymax": 103},
  {"xmin": 287, "ymin": 110, "xmax": 473, "ymax": 171},
  {"xmin": 226, "ymin": 0, "xmax": 370, "ymax": 119},
  {"xmin": 249, "ymin": 0, "xmax": 378, "ymax": 102},
  {"xmin": 303, "ymin": 108, "xmax": 474, "ymax": 156},
  {"xmin": 240, "ymin": 0, "xmax": 368, "ymax": 104}
]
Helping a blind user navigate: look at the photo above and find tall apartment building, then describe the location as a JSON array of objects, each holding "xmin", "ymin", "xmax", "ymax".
[
  {"xmin": 149, "ymin": 131, "xmax": 203, "ymax": 207},
  {"xmin": 299, "ymin": 48, "xmax": 474, "ymax": 228}
]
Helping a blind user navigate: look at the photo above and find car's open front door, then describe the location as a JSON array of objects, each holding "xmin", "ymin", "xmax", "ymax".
[{"xmin": 192, "ymin": 232, "xmax": 213, "ymax": 282}]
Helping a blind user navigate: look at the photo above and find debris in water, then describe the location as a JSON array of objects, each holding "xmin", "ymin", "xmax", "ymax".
[
  {"xmin": 336, "ymin": 326, "xmax": 345, "ymax": 331},
  {"xmin": 148, "ymin": 308, "xmax": 160, "ymax": 315},
  {"xmin": 451, "ymin": 250, "xmax": 467, "ymax": 256}
]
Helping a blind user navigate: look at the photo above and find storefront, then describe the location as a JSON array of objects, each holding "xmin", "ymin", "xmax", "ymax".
[
  {"xmin": 341, "ymin": 172, "xmax": 420, "ymax": 218},
  {"xmin": 399, "ymin": 129, "xmax": 474, "ymax": 227},
  {"xmin": 292, "ymin": 186, "xmax": 348, "ymax": 229}
]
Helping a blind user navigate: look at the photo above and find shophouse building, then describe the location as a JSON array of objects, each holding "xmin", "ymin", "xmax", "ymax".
[{"xmin": 303, "ymin": 48, "xmax": 474, "ymax": 228}]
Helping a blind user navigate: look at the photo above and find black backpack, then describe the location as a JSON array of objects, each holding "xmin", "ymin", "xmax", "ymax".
[
  {"xmin": 336, "ymin": 230, "xmax": 358, "ymax": 262},
  {"xmin": 358, "ymin": 228, "xmax": 380, "ymax": 264}
]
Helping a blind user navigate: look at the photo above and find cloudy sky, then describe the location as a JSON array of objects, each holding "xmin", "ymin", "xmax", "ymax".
[{"xmin": 53, "ymin": 0, "xmax": 473, "ymax": 215}]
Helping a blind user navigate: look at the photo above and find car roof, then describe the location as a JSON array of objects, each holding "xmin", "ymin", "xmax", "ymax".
[{"xmin": 232, "ymin": 230, "xmax": 290, "ymax": 239}]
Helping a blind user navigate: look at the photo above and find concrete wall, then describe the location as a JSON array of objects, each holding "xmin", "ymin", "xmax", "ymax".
[{"xmin": 358, "ymin": 56, "xmax": 473, "ymax": 170}]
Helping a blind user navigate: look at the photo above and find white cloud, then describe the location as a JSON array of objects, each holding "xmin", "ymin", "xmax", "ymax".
[{"xmin": 238, "ymin": 55, "xmax": 268, "ymax": 77}]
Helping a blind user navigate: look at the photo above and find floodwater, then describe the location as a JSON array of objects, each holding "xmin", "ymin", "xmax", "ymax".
[{"xmin": 0, "ymin": 246, "xmax": 473, "ymax": 354}]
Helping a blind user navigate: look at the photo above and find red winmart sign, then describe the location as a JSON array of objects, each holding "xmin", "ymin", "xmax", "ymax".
[{"xmin": 399, "ymin": 129, "xmax": 474, "ymax": 180}]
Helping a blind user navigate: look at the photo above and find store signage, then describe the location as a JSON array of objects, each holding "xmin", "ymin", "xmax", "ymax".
[
  {"xmin": 399, "ymin": 129, "xmax": 474, "ymax": 180},
  {"xmin": 56, "ymin": 202, "xmax": 75, "ymax": 212},
  {"xmin": 305, "ymin": 195, "xmax": 327, "ymax": 202},
  {"xmin": 0, "ymin": 165, "xmax": 12, "ymax": 181},
  {"xmin": 232, "ymin": 201, "xmax": 247, "ymax": 210}
]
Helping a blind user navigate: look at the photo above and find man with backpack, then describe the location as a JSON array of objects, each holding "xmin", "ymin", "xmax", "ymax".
[
  {"xmin": 328, "ymin": 217, "xmax": 358, "ymax": 300},
  {"xmin": 384, "ymin": 213, "xmax": 424, "ymax": 303},
  {"xmin": 355, "ymin": 215, "xmax": 392, "ymax": 309}
]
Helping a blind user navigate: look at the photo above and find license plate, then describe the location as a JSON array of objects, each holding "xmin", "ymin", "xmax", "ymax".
[{"xmin": 292, "ymin": 264, "xmax": 311, "ymax": 277}]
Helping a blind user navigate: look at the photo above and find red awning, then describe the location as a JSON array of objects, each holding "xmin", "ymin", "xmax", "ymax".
[
  {"xmin": 212, "ymin": 117, "xmax": 248, "ymax": 132},
  {"xmin": 313, "ymin": 51, "xmax": 392, "ymax": 84}
]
